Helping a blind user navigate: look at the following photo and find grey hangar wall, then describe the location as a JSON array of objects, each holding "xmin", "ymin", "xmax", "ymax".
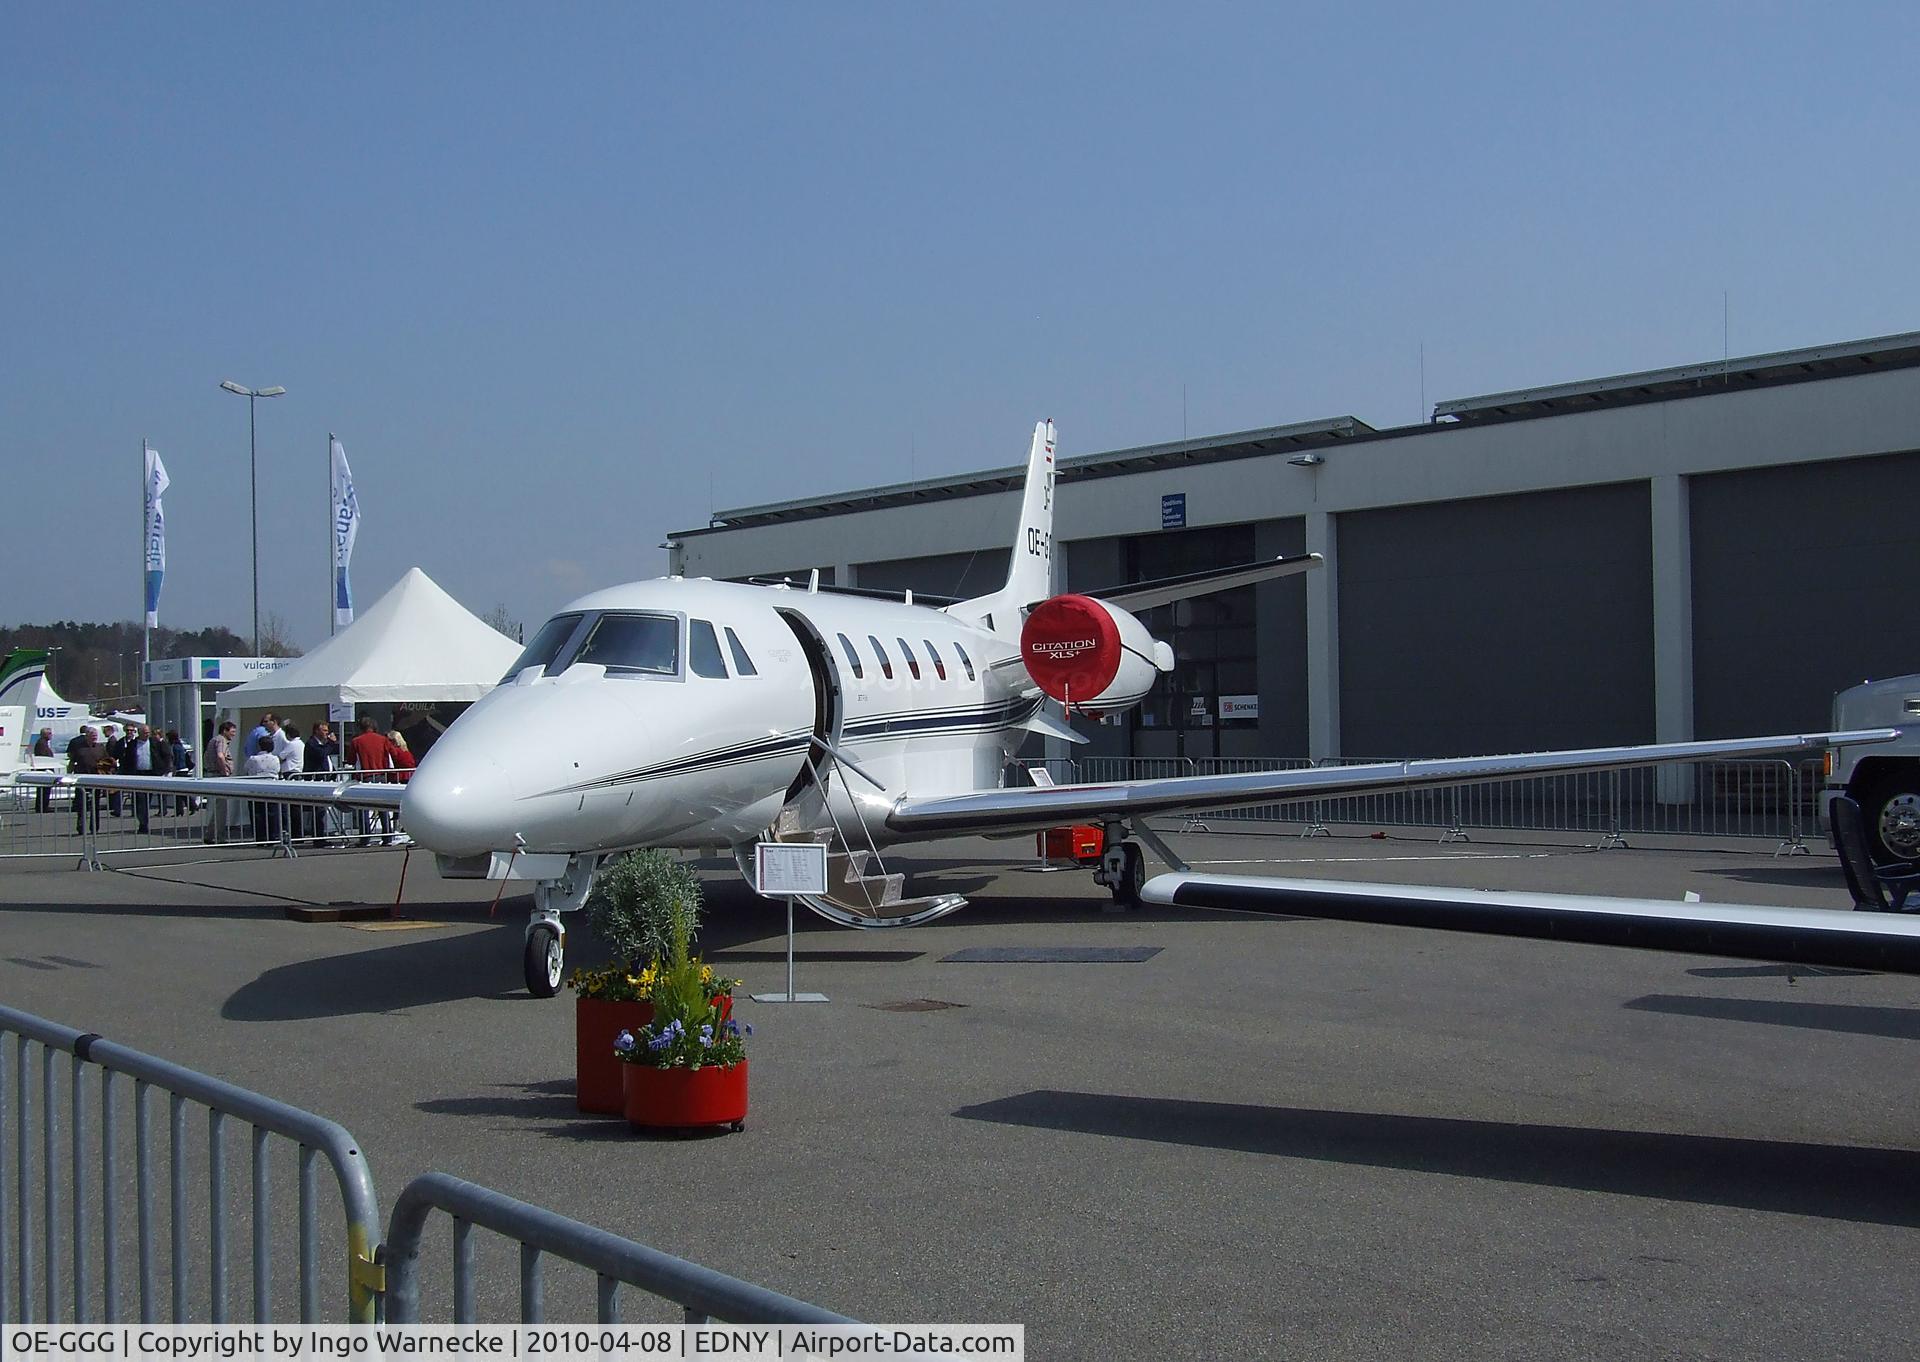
[{"xmin": 669, "ymin": 335, "xmax": 1920, "ymax": 760}]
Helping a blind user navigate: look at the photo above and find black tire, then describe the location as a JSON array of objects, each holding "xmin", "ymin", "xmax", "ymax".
[
  {"xmin": 524, "ymin": 924, "xmax": 564, "ymax": 998},
  {"xmin": 1111, "ymin": 842, "xmax": 1146, "ymax": 908},
  {"xmin": 1862, "ymin": 773, "xmax": 1920, "ymax": 864}
]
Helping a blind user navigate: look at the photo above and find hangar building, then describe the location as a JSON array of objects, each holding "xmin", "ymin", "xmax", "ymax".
[{"xmin": 668, "ymin": 331, "xmax": 1920, "ymax": 763}]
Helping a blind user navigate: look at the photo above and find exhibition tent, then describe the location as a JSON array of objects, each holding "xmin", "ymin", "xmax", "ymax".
[{"xmin": 218, "ymin": 568, "xmax": 522, "ymax": 708}]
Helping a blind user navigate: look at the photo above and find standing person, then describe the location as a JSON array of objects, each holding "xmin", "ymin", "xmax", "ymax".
[
  {"xmin": 347, "ymin": 715, "xmax": 394, "ymax": 845},
  {"xmin": 120, "ymin": 724, "xmax": 171, "ymax": 834},
  {"xmin": 31, "ymin": 727, "xmax": 54, "ymax": 812},
  {"xmin": 305, "ymin": 721, "xmax": 343, "ymax": 844},
  {"xmin": 384, "ymin": 730, "xmax": 416, "ymax": 845},
  {"xmin": 166, "ymin": 728, "xmax": 193, "ymax": 813},
  {"xmin": 276, "ymin": 722, "xmax": 305, "ymax": 840},
  {"xmin": 203, "ymin": 720, "xmax": 236, "ymax": 844},
  {"xmin": 100, "ymin": 724, "xmax": 124, "ymax": 816},
  {"xmin": 68, "ymin": 727, "xmax": 104, "ymax": 836},
  {"xmin": 246, "ymin": 713, "xmax": 279, "ymax": 761},
  {"xmin": 241, "ymin": 734, "xmax": 280, "ymax": 843}
]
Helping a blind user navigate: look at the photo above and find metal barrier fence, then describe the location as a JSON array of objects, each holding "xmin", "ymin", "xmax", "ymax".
[
  {"xmin": 0, "ymin": 770, "xmax": 404, "ymax": 867},
  {"xmin": 382, "ymin": 1173, "xmax": 854, "ymax": 1326},
  {"xmin": 0, "ymin": 1003, "xmax": 382, "ymax": 1324},
  {"xmin": 0, "ymin": 1007, "xmax": 852, "ymax": 1327},
  {"xmin": 1020, "ymin": 755, "xmax": 1829, "ymax": 851}
]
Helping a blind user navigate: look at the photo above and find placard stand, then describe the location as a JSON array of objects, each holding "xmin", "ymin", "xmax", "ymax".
[{"xmin": 749, "ymin": 842, "xmax": 829, "ymax": 1004}]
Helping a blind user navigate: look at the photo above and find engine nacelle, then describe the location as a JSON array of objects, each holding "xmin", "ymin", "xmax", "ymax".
[{"xmin": 1020, "ymin": 594, "xmax": 1174, "ymax": 714}]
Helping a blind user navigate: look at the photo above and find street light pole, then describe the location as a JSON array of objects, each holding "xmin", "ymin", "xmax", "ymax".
[{"xmin": 220, "ymin": 381, "xmax": 287, "ymax": 654}]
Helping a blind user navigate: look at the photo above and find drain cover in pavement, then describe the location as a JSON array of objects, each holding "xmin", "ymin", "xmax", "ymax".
[
  {"xmin": 940, "ymin": 946, "xmax": 1162, "ymax": 964},
  {"xmin": 865, "ymin": 999, "xmax": 968, "ymax": 1012}
]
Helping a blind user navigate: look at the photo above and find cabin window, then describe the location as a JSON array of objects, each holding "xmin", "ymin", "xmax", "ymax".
[
  {"xmin": 725, "ymin": 627, "xmax": 758, "ymax": 676},
  {"xmin": 897, "ymin": 638, "xmax": 920, "ymax": 680},
  {"xmin": 869, "ymin": 635, "xmax": 893, "ymax": 680},
  {"xmin": 574, "ymin": 612, "xmax": 680, "ymax": 676},
  {"xmin": 837, "ymin": 633, "xmax": 864, "ymax": 679},
  {"xmin": 689, "ymin": 619, "xmax": 728, "ymax": 678},
  {"xmin": 953, "ymin": 642, "xmax": 976, "ymax": 682},
  {"xmin": 923, "ymin": 640, "xmax": 946, "ymax": 680},
  {"xmin": 504, "ymin": 612, "xmax": 583, "ymax": 680}
]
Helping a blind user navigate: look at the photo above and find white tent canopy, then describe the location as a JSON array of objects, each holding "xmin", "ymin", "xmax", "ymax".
[{"xmin": 220, "ymin": 568, "xmax": 522, "ymax": 708}]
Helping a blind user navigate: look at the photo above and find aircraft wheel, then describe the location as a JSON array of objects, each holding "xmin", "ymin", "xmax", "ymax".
[
  {"xmin": 1864, "ymin": 772, "xmax": 1920, "ymax": 864},
  {"xmin": 524, "ymin": 923, "xmax": 564, "ymax": 998},
  {"xmin": 1110, "ymin": 842, "xmax": 1146, "ymax": 908}
]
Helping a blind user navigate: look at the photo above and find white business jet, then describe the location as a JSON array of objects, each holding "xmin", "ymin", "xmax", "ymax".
[{"xmin": 34, "ymin": 422, "xmax": 1898, "ymax": 995}]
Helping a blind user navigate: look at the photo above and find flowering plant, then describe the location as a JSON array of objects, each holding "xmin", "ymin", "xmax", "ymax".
[
  {"xmin": 566, "ymin": 963, "xmax": 657, "ymax": 1002},
  {"xmin": 613, "ymin": 918, "xmax": 749, "ymax": 1069},
  {"xmin": 568, "ymin": 850, "xmax": 738, "ymax": 1000}
]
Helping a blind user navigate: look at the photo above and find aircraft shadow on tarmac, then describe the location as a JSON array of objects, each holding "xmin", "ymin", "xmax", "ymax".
[
  {"xmin": 222, "ymin": 921, "xmax": 534, "ymax": 1019},
  {"xmin": 1624, "ymin": 993, "xmax": 1920, "ymax": 1041},
  {"xmin": 1698, "ymin": 861, "xmax": 1851, "ymax": 890},
  {"xmin": 953, "ymin": 1090, "xmax": 1920, "ymax": 1227}
]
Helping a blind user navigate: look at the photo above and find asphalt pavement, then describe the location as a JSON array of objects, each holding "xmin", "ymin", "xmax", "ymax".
[{"xmin": 0, "ymin": 823, "xmax": 1914, "ymax": 1358}]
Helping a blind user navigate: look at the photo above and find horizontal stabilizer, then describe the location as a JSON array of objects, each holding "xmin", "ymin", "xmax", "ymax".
[
  {"xmin": 1092, "ymin": 553, "xmax": 1321, "ymax": 613},
  {"xmin": 1143, "ymin": 873, "xmax": 1920, "ymax": 975}
]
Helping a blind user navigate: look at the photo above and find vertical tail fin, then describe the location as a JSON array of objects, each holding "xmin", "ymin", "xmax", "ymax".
[
  {"xmin": 0, "ymin": 649, "xmax": 49, "ymax": 708},
  {"xmin": 949, "ymin": 420, "xmax": 1056, "ymax": 636}
]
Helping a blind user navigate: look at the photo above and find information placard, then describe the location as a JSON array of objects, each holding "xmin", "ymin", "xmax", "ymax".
[{"xmin": 754, "ymin": 841, "xmax": 828, "ymax": 896}]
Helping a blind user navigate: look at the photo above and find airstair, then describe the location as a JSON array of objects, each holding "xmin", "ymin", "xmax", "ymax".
[{"xmin": 748, "ymin": 745, "xmax": 967, "ymax": 929}]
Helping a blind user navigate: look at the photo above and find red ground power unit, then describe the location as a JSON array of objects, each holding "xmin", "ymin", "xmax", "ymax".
[{"xmin": 1039, "ymin": 825, "xmax": 1105, "ymax": 863}]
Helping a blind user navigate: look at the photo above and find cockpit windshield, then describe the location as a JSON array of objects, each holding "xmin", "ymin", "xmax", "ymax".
[
  {"xmin": 572, "ymin": 612, "xmax": 680, "ymax": 676},
  {"xmin": 503, "ymin": 613, "xmax": 584, "ymax": 681}
]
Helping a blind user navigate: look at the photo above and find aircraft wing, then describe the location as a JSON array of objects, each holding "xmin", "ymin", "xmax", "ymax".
[
  {"xmin": 1140, "ymin": 873, "xmax": 1920, "ymax": 975},
  {"xmin": 19, "ymin": 771, "xmax": 406, "ymax": 810},
  {"xmin": 884, "ymin": 729, "xmax": 1898, "ymax": 839}
]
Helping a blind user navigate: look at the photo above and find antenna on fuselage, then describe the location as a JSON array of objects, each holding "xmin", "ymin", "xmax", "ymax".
[{"xmin": 807, "ymin": 568, "xmax": 820, "ymax": 593}]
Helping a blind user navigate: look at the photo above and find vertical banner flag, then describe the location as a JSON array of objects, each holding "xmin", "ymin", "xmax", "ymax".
[
  {"xmin": 143, "ymin": 447, "xmax": 170, "ymax": 628},
  {"xmin": 330, "ymin": 436, "xmax": 360, "ymax": 628}
]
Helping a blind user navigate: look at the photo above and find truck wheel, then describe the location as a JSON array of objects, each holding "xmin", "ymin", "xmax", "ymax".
[{"xmin": 1863, "ymin": 774, "xmax": 1920, "ymax": 863}]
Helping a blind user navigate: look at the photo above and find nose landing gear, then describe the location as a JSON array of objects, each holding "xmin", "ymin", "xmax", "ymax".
[
  {"xmin": 523, "ymin": 852, "xmax": 600, "ymax": 997},
  {"xmin": 524, "ymin": 914, "xmax": 565, "ymax": 997}
]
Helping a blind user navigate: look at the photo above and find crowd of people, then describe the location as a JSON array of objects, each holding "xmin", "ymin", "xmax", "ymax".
[
  {"xmin": 61, "ymin": 710, "xmax": 418, "ymax": 848},
  {"xmin": 61, "ymin": 721, "xmax": 195, "ymax": 834}
]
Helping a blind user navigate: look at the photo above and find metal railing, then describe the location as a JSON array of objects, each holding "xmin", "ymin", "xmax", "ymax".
[
  {"xmin": 1, "ymin": 769, "xmax": 405, "ymax": 866},
  {"xmin": 0, "ymin": 1008, "xmax": 854, "ymax": 1326},
  {"xmin": 382, "ymin": 1173, "xmax": 854, "ymax": 1326},
  {"xmin": 1017, "ymin": 754, "xmax": 1828, "ymax": 851},
  {"xmin": 0, "ymin": 1004, "xmax": 382, "ymax": 1323}
]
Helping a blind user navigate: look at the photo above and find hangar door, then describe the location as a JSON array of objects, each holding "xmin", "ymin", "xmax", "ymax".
[
  {"xmin": 1692, "ymin": 450, "xmax": 1920, "ymax": 738},
  {"xmin": 1339, "ymin": 484, "xmax": 1653, "ymax": 757}
]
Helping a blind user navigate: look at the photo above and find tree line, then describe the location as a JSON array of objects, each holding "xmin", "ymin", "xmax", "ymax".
[{"xmin": 0, "ymin": 620, "xmax": 296, "ymax": 703}]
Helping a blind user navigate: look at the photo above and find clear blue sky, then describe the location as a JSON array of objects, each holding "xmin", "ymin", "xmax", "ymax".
[{"xmin": 6, "ymin": 3, "xmax": 1918, "ymax": 647}]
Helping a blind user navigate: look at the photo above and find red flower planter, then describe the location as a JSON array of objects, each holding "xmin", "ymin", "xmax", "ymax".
[
  {"xmin": 575, "ymin": 998, "xmax": 652, "ymax": 1114},
  {"xmin": 621, "ymin": 1059, "xmax": 748, "ymax": 1131},
  {"xmin": 576, "ymin": 994, "xmax": 735, "ymax": 1115}
]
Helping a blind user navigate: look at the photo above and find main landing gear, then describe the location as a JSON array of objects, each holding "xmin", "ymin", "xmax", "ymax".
[
  {"xmin": 523, "ymin": 853, "xmax": 600, "ymax": 997},
  {"xmin": 1093, "ymin": 822, "xmax": 1146, "ymax": 908}
]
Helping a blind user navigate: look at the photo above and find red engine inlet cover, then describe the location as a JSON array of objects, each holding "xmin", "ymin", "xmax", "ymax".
[{"xmin": 1021, "ymin": 594, "xmax": 1122, "ymax": 705}]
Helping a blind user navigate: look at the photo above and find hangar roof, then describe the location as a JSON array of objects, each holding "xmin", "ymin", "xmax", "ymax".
[
  {"xmin": 1435, "ymin": 329, "xmax": 1920, "ymax": 425},
  {"xmin": 690, "ymin": 415, "xmax": 1373, "ymax": 534},
  {"xmin": 676, "ymin": 329, "xmax": 1920, "ymax": 538}
]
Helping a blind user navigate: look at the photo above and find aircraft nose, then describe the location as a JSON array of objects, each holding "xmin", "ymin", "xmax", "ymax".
[{"xmin": 400, "ymin": 753, "xmax": 516, "ymax": 857}]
